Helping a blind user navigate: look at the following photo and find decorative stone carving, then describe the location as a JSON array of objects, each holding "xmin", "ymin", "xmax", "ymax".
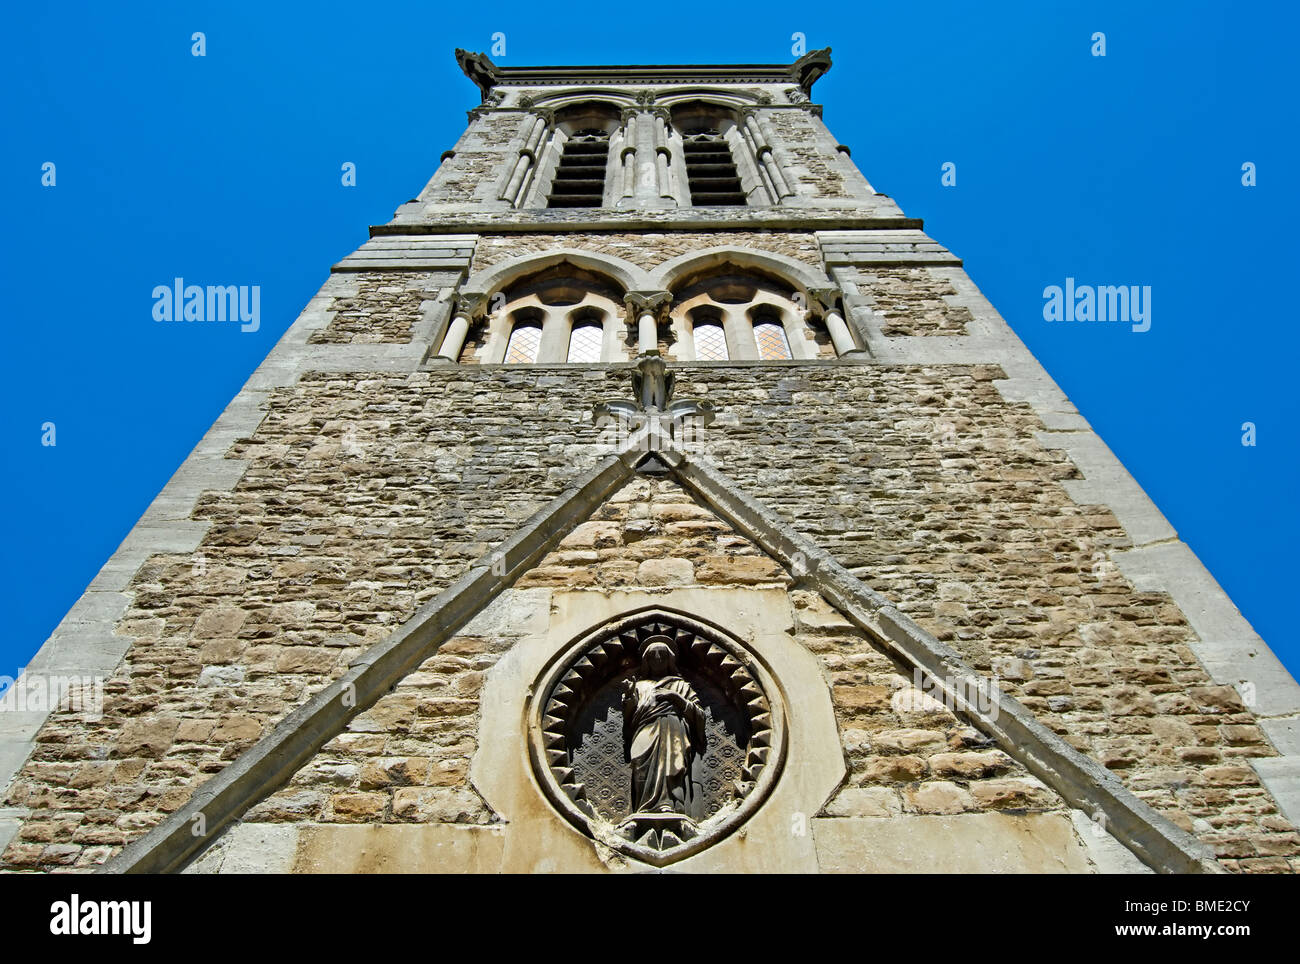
[
  {"xmin": 623, "ymin": 290, "xmax": 673, "ymax": 324},
  {"xmin": 454, "ymin": 291, "xmax": 489, "ymax": 320},
  {"xmin": 528, "ymin": 610, "xmax": 786, "ymax": 865},
  {"xmin": 592, "ymin": 355, "xmax": 715, "ymax": 455},
  {"xmin": 806, "ymin": 285, "xmax": 842, "ymax": 316},
  {"xmin": 455, "ymin": 48, "xmax": 501, "ymax": 102}
]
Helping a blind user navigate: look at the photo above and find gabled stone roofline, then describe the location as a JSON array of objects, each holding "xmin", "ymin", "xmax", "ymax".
[{"xmin": 455, "ymin": 48, "xmax": 833, "ymax": 101}]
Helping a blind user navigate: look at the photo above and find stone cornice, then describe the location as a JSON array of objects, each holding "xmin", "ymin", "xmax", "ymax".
[{"xmin": 454, "ymin": 47, "xmax": 833, "ymax": 101}]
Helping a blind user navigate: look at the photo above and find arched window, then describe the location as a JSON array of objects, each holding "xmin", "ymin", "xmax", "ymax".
[
  {"xmin": 668, "ymin": 265, "xmax": 836, "ymax": 362},
  {"xmin": 669, "ymin": 102, "xmax": 766, "ymax": 207},
  {"xmin": 752, "ymin": 314, "xmax": 792, "ymax": 360},
  {"xmin": 459, "ymin": 263, "xmax": 626, "ymax": 365},
  {"xmin": 548, "ymin": 129, "xmax": 611, "ymax": 208},
  {"xmin": 567, "ymin": 319, "xmax": 604, "ymax": 363},
  {"xmin": 543, "ymin": 104, "xmax": 620, "ymax": 209},
  {"xmin": 504, "ymin": 319, "xmax": 542, "ymax": 364},
  {"xmin": 691, "ymin": 315, "xmax": 729, "ymax": 361}
]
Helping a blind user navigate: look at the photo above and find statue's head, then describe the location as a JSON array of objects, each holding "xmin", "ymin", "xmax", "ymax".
[{"xmin": 640, "ymin": 636, "xmax": 677, "ymax": 677}]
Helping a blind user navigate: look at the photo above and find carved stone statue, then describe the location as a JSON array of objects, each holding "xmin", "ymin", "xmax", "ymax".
[{"xmin": 622, "ymin": 636, "xmax": 706, "ymax": 818}]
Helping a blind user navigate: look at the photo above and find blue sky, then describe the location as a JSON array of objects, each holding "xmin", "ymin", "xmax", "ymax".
[{"xmin": 2, "ymin": 1, "xmax": 1296, "ymax": 680}]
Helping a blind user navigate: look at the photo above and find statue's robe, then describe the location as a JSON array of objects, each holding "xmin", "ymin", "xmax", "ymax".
[{"xmin": 625, "ymin": 676, "xmax": 705, "ymax": 814}]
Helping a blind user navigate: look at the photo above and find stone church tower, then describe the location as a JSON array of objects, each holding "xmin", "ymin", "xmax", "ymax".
[{"xmin": 3, "ymin": 49, "xmax": 1297, "ymax": 875}]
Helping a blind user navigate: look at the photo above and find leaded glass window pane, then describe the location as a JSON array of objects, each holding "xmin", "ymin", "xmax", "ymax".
[
  {"xmin": 754, "ymin": 320, "xmax": 791, "ymax": 360},
  {"xmin": 567, "ymin": 323, "xmax": 603, "ymax": 363},
  {"xmin": 505, "ymin": 323, "xmax": 542, "ymax": 364},
  {"xmin": 693, "ymin": 322, "xmax": 729, "ymax": 361}
]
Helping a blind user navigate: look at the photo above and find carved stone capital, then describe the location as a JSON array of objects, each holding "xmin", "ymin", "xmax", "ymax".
[
  {"xmin": 454, "ymin": 291, "xmax": 489, "ymax": 320},
  {"xmin": 624, "ymin": 290, "xmax": 673, "ymax": 322},
  {"xmin": 806, "ymin": 286, "xmax": 843, "ymax": 316}
]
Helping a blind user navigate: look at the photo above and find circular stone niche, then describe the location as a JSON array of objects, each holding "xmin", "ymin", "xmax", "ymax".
[{"xmin": 527, "ymin": 609, "xmax": 787, "ymax": 867}]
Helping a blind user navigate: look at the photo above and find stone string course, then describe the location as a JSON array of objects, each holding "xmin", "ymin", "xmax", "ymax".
[{"xmin": 4, "ymin": 365, "xmax": 1295, "ymax": 872}]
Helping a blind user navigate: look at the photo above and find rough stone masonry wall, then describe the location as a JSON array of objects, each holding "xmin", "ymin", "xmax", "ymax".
[
  {"xmin": 3, "ymin": 365, "xmax": 1295, "ymax": 872},
  {"xmin": 422, "ymin": 112, "xmax": 525, "ymax": 207},
  {"xmin": 767, "ymin": 111, "xmax": 850, "ymax": 199},
  {"xmin": 862, "ymin": 267, "xmax": 974, "ymax": 337},
  {"xmin": 309, "ymin": 272, "xmax": 436, "ymax": 345},
  {"xmin": 247, "ymin": 475, "xmax": 1068, "ymax": 831}
]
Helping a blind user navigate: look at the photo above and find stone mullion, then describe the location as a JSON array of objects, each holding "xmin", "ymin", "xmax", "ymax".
[
  {"xmin": 775, "ymin": 306, "xmax": 811, "ymax": 360},
  {"xmin": 723, "ymin": 306, "xmax": 757, "ymax": 361},
  {"xmin": 600, "ymin": 310, "xmax": 623, "ymax": 362},
  {"xmin": 537, "ymin": 306, "xmax": 569, "ymax": 363},
  {"xmin": 674, "ymin": 314, "xmax": 697, "ymax": 362}
]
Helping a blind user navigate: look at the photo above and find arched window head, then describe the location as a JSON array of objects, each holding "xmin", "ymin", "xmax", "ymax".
[{"xmin": 476, "ymin": 262, "xmax": 626, "ymax": 365}]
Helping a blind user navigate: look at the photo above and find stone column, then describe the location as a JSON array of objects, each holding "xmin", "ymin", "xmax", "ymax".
[
  {"xmin": 651, "ymin": 109, "xmax": 675, "ymax": 201},
  {"xmin": 624, "ymin": 291, "xmax": 673, "ymax": 356},
  {"xmin": 619, "ymin": 109, "xmax": 639, "ymax": 201},
  {"xmin": 434, "ymin": 294, "xmax": 484, "ymax": 363},
  {"xmin": 498, "ymin": 110, "xmax": 551, "ymax": 206},
  {"xmin": 742, "ymin": 109, "xmax": 793, "ymax": 200},
  {"xmin": 809, "ymin": 287, "xmax": 864, "ymax": 357}
]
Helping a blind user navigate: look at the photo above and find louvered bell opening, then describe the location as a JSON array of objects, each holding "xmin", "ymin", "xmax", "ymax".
[
  {"xmin": 683, "ymin": 137, "xmax": 746, "ymax": 206},
  {"xmin": 548, "ymin": 133, "xmax": 609, "ymax": 208}
]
